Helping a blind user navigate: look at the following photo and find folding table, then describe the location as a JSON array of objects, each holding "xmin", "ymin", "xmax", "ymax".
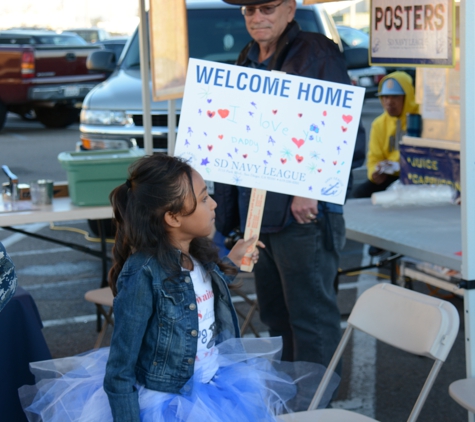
[
  {"xmin": 0, "ymin": 196, "xmax": 113, "ymax": 329},
  {"xmin": 343, "ymin": 198, "xmax": 474, "ymax": 419}
]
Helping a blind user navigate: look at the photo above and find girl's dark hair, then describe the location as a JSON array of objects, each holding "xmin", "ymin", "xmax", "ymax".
[{"xmin": 108, "ymin": 154, "xmax": 236, "ymax": 296}]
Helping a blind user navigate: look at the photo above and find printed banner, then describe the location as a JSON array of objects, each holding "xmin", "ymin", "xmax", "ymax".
[
  {"xmin": 370, "ymin": 0, "xmax": 455, "ymax": 67},
  {"xmin": 399, "ymin": 144, "xmax": 460, "ymax": 194},
  {"xmin": 175, "ymin": 58, "xmax": 365, "ymax": 205}
]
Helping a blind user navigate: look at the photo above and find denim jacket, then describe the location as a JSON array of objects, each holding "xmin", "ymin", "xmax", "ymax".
[{"xmin": 103, "ymin": 252, "xmax": 240, "ymax": 422}]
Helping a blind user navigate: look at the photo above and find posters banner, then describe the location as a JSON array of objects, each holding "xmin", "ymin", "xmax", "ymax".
[
  {"xmin": 370, "ymin": 0, "xmax": 455, "ymax": 67},
  {"xmin": 175, "ymin": 58, "xmax": 365, "ymax": 205},
  {"xmin": 149, "ymin": 0, "xmax": 188, "ymax": 101}
]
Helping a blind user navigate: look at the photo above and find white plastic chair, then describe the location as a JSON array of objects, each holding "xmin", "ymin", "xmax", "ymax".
[
  {"xmin": 279, "ymin": 283, "xmax": 460, "ymax": 422},
  {"xmin": 84, "ymin": 287, "xmax": 114, "ymax": 349}
]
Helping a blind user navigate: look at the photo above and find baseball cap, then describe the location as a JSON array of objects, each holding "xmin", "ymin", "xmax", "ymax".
[{"xmin": 377, "ymin": 78, "xmax": 405, "ymax": 96}]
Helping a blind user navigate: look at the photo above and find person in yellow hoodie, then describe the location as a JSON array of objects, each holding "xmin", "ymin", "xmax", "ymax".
[{"xmin": 353, "ymin": 71, "xmax": 419, "ymax": 198}]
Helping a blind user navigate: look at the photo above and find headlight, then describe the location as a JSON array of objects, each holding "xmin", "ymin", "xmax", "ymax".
[
  {"xmin": 80, "ymin": 110, "xmax": 133, "ymax": 126},
  {"xmin": 81, "ymin": 138, "xmax": 132, "ymax": 150}
]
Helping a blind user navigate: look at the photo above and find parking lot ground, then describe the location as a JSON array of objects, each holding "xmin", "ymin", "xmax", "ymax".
[{"xmin": 0, "ymin": 223, "xmax": 467, "ymax": 421}]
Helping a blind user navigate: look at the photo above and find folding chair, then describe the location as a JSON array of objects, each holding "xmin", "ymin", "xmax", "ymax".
[
  {"xmin": 84, "ymin": 287, "xmax": 114, "ymax": 349},
  {"xmin": 279, "ymin": 283, "xmax": 460, "ymax": 422}
]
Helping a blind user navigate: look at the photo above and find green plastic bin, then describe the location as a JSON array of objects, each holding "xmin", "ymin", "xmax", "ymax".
[{"xmin": 58, "ymin": 149, "xmax": 145, "ymax": 206}]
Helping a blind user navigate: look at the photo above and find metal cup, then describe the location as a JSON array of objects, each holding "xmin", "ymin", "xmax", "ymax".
[{"xmin": 30, "ymin": 180, "xmax": 54, "ymax": 205}]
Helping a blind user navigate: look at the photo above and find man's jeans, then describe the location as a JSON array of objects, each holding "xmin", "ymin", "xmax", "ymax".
[{"xmin": 254, "ymin": 212, "xmax": 345, "ymax": 368}]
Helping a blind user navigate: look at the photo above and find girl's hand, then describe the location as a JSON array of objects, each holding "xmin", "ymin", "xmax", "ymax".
[{"xmin": 228, "ymin": 235, "xmax": 265, "ymax": 267}]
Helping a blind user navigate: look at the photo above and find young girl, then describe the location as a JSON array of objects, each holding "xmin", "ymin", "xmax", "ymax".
[{"xmin": 20, "ymin": 154, "xmax": 338, "ymax": 421}]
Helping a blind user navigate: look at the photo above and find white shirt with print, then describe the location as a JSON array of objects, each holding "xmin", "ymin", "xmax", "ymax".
[{"xmin": 188, "ymin": 257, "xmax": 219, "ymax": 383}]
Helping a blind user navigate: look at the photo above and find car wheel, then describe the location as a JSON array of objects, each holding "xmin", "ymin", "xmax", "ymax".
[
  {"xmin": 0, "ymin": 101, "xmax": 7, "ymax": 131},
  {"xmin": 35, "ymin": 107, "xmax": 80, "ymax": 129}
]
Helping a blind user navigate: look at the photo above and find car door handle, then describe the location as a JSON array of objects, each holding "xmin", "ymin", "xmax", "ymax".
[{"xmin": 65, "ymin": 53, "xmax": 76, "ymax": 62}]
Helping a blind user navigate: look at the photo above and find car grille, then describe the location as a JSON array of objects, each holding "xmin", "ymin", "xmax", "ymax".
[{"xmin": 132, "ymin": 114, "xmax": 180, "ymax": 127}]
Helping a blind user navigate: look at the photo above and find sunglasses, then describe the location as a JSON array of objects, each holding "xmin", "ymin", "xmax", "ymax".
[{"xmin": 241, "ymin": 0, "xmax": 287, "ymax": 17}]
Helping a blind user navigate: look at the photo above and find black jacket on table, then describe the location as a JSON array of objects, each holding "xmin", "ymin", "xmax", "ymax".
[{"xmin": 214, "ymin": 21, "xmax": 366, "ymax": 236}]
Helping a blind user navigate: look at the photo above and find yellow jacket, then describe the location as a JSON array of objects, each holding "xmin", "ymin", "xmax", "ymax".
[{"xmin": 367, "ymin": 71, "xmax": 419, "ymax": 181}]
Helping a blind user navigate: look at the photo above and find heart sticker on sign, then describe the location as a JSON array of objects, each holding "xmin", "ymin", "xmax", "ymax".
[
  {"xmin": 218, "ymin": 109, "xmax": 229, "ymax": 118},
  {"xmin": 342, "ymin": 115, "xmax": 353, "ymax": 124},
  {"xmin": 292, "ymin": 138, "xmax": 305, "ymax": 148}
]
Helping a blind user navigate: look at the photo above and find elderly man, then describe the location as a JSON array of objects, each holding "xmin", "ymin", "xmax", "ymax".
[{"xmin": 215, "ymin": 0, "xmax": 366, "ymax": 370}]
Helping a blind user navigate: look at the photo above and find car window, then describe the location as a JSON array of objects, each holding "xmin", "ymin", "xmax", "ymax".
[
  {"xmin": 187, "ymin": 9, "xmax": 251, "ymax": 64},
  {"xmin": 337, "ymin": 26, "xmax": 369, "ymax": 49},
  {"xmin": 35, "ymin": 35, "xmax": 88, "ymax": 46},
  {"xmin": 295, "ymin": 9, "xmax": 322, "ymax": 33},
  {"xmin": 79, "ymin": 31, "xmax": 98, "ymax": 43},
  {"xmin": 0, "ymin": 36, "xmax": 35, "ymax": 44},
  {"xmin": 121, "ymin": 31, "xmax": 141, "ymax": 68},
  {"xmin": 100, "ymin": 42, "xmax": 126, "ymax": 59}
]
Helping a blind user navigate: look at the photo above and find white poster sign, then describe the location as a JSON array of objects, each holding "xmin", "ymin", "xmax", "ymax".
[
  {"xmin": 370, "ymin": 0, "xmax": 455, "ymax": 67},
  {"xmin": 175, "ymin": 59, "xmax": 365, "ymax": 205}
]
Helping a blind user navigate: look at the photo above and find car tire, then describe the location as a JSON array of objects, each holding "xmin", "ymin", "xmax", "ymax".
[
  {"xmin": 0, "ymin": 101, "xmax": 7, "ymax": 131},
  {"xmin": 35, "ymin": 107, "xmax": 80, "ymax": 129}
]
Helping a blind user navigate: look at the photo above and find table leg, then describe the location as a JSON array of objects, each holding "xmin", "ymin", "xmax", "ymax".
[
  {"xmin": 98, "ymin": 219, "xmax": 108, "ymax": 288},
  {"xmin": 390, "ymin": 259, "xmax": 398, "ymax": 285},
  {"xmin": 464, "ymin": 288, "xmax": 475, "ymax": 422},
  {"xmin": 96, "ymin": 219, "xmax": 109, "ymax": 332}
]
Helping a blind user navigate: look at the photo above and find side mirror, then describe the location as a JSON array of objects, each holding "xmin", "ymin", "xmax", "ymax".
[
  {"xmin": 344, "ymin": 47, "xmax": 369, "ymax": 70},
  {"xmin": 87, "ymin": 50, "xmax": 117, "ymax": 73}
]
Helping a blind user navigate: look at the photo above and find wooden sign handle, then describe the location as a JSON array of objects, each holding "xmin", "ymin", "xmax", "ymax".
[
  {"xmin": 240, "ymin": 69, "xmax": 282, "ymax": 271},
  {"xmin": 240, "ymin": 188, "xmax": 267, "ymax": 272}
]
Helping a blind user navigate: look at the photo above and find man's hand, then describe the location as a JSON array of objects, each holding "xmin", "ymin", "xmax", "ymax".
[
  {"xmin": 371, "ymin": 169, "xmax": 388, "ymax": 185},
  {"xmin": 291, "ymin": 196, "xmax": 318, "ymax": 224}
]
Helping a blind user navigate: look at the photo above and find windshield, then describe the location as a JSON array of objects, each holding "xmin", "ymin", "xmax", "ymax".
[{"xmin": 122, "ymin": 8, "xmax": 323, "ymax": 69}]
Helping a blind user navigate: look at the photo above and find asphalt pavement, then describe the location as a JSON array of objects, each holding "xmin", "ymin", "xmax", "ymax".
[{"xmin": 0, "ymin": 106, "xmax": 469, "ymax": 421}]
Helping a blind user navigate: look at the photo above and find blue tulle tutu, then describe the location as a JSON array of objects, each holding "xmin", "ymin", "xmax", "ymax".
[{"xmin": 19, "ymin": 337, "xmax": 339, "ymax": 422}]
